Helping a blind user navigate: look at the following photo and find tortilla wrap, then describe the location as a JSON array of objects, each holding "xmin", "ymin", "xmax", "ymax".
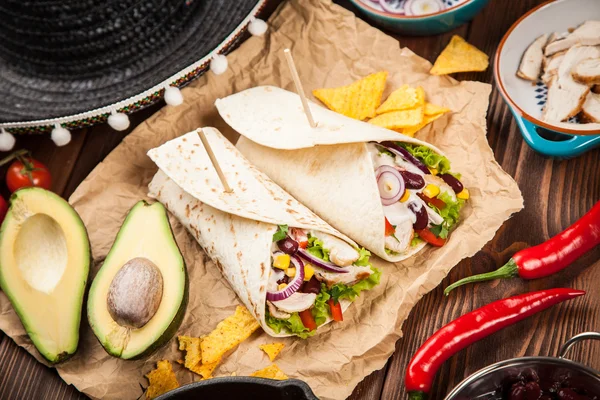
[
  {"xmin": 215, "ymin": 86, "xmax": 458, "ymax": 262},
  {"xmin": 147, "ymin": 128, "xmax": 360, "ymax": 337}
]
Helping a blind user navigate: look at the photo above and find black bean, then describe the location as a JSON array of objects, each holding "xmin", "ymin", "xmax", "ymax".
[
  {"xmin": 440, "ymin": 173, "xmax": 464, "ymax": 194},
  {"xmin": 398, "ymin": 170, "xmax": 425, "ymax": 189}
]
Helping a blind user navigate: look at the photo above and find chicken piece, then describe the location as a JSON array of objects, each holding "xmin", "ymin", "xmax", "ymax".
[
  {"xmin": 547, "ymin": 31, "xmax": 568, "ymax": 47},
  {"xmin": 517, "ymin": 34, "xmax": 548, "ymax": 81},
  {"xmin": 543, "ymin": 46, "xmax": 600, "ymax": 122},
  {"xmin": 267, "ymin": 301, "xmax": 291, "ymax": 319},
  {"xmin": 311, "ymin": 231, "xmax": 359, "ymax": 267},
  {"xmin": 572, "ymin": 57, "xmax": 600, "ymax": 85},
  {"xmin": 313, "ymin": 265, "xmax": 373, "ymax": 287},
  {"xmin": 385, "ymin": 218, "xmax": 414, "ymax": 254},
  {"xmin": 542, "ymin": 51, "xmax": 566, "ymax": 86},
  {"xmin": 423, "ymin": 175, "xmax": 457, "ymax": 201},
  {"xmin": 545, "ymin": 21, "xmax": 600, "ymax": 56},
  {"xmin": 581, "ymin": 91, "xmax": 600, "ymax": 123},
  {"xmin": 271, "ymin": 292, "xmax": 317, "ymax": 314}
]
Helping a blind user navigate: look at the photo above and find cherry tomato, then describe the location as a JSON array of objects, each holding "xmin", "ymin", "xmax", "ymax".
[
  {"xmin": 328, "ymin": 298, "xmax": 343, "ymax": 322},
  {"xmin": 6, "ymin": 157, "xmax": 52, "ymax": 193},
  {"xmin": 299, "ymin": 309, "xmax": 317, "ymax": 331},
  {"xmin": 0, "ymin": 196, "xmax": 7, "ymax": 225},
  {"xmin": 385, "ymin": 217, "xmax": 395, "ymax": 236},
  {"xmin": 416, "ymin": 228, "xmax": 447, "ymax": 247}
]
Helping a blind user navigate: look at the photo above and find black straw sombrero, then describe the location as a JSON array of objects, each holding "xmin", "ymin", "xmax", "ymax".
[{"xmin": 0, "ymin": 0, "xmax": 269, "ymax": 149}]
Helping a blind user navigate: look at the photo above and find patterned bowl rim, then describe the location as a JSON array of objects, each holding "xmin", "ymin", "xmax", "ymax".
[
  {"xmin": 349, "ymin": 0, "xmax": 474, "ymax": 20},
  {"xmin": 494, "ymin": 0, "xmax": 600, "ymax": 136}
]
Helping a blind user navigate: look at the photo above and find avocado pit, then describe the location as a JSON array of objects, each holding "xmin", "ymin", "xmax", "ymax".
[{"xmin": 107, "ymin": 257, "xmax": 163, "ymax": 329}]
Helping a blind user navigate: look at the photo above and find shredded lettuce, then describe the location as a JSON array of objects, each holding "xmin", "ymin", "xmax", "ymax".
[
  {"xmin": 312, "ymin": 287, "xmax": 331, "ymax": 326},
  {"xmin": 411, "ymin": 234, "xmax": 423, "ymax": 247},
  {"xmin": 265, "ymin": 312, "xmax": 315, "ymax": 339},
  {"xmin": 379, "ymin": 148, "xmax": 395, "ymax": 158},
  {"xmin": 430, "ymin": 192, "xmax": 465, "ymax": 239},
  {"xmin": 306, "ymin": 235, "xmax": 331, "ymax": 262},
  {"xmin": 354, "ymin": 248, "xmax": 372, "ymax": 266},
  {"xmin": 385, "ymin": 248, "xmax": 398, "ymax": 255},
  {"xmin": 330, "ymin": 267, "xmax": 381, "ymax": 304},
  {"xmin": 400, "ymin": 144, "xmax": 451, "ymax": 174},
  {"xmin": 273, "ymin": 225, "xmax": 288, "ymax": 242}
]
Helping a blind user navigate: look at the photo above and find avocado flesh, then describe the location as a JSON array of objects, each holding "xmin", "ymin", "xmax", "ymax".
[
  {"xmin": 87, "ymin": 201, "xmax": 187, "ymax": 359},
  {"xmin": 0, "ymin": 188, "xmax": 90, "ymax": 363}
]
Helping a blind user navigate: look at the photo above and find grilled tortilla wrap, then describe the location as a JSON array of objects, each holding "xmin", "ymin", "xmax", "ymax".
[{"xmin": 147, "ymin": 128, "xmax": 379, "ymax": 338}]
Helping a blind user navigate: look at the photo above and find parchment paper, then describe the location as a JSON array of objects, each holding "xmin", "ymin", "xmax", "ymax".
[{"xmin": 0, "ymin": 0, "xmax": 524, "ymax": 399}]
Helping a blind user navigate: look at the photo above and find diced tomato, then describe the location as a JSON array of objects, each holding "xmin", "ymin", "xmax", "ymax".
[
  {"xmin": 384, "ymin": 217, "xmax": 395, "ymax": 236},
  {"xmin": 298, "ymin": 241, "xmax": 308, "ymax": 249},
  {"xmin": 328, "ymin": 299, "xmax": 343, "ymax": 322},
  {"xmin": 417, "ymin": 192, "xmax": 446, "ymax": 210},
  {"xmin": 299, "ymin": 309, "xmax": 317, "ymax": 331},
  {"xmin": 416, "ymin": 228, "xmax": 447, "ymax": 247},
  {"xmin": 291, "ymin": 228, "xmax": 308, "ymax": 249}
]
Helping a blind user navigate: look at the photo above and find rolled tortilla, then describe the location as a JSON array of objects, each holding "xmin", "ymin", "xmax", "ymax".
[
  {"xmin": 147, "ymin": 128, "xmax": 372, "ymax": 337},
  {"xmin": 216, "ymin": 86, "xmax": 464, "ymax": 262}
]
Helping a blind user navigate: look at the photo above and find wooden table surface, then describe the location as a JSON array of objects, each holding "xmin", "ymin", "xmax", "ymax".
[{"xmin": 0, "ymin": 1, "xmax": 599, "ymax": 399}]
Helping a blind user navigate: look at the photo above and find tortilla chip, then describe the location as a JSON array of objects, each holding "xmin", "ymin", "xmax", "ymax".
[
  {"xmin": 259, "ymin": 343, "xmax": 285, "ymax": 361},
  {"xmin": 368, "ymin": 107, "xmax": 424, "ymax": 129},
  {"xmin": 145, "ymin": 360, "xmax": 180, "ymax": 400},
  {"xmin": 430, "ymin": 35, "xmax": 489, "ymax": 75},
  {"xmin": 424, "ymin": 102, "xmax": 451, "ymax": 116},
  {"xmin": 178, "ymin": 335, "xmax": 221, "ymax": 379},
  {"xmin": 396, "ymin": 112, "xmax": 446, "ymax": 137},
  {"xmin": 312, "ymin": 71, "xmax": 388, "ymax": 120},
  {"xmin": 376, "ymin": 85, "xmax": 425, "ymax": 114},
  {"xmin": 251, "ymin": 364, "xmax": 288, "ymax": 380},
  {"xmin": 201, "ymin": 305, "xmax": 260, "ymax": 365}
]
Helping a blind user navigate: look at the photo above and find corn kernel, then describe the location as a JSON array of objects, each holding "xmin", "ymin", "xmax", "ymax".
[
  {"xmin": 457, "ymin": 188, "xmax": 470, "ymax": 200},
  {"xmin": 278, "ymin": 283, "xmax": 287, "ymax": 291},
  {"xmin": 399, "ymin": 190, "xmax": 410, "ymax": 203},
  {"xmin": 303, "ymin": 264, "xmax": 315, "ymax": 281},
  {"xmin": 429, "ymin": 167, "xmax": 438, "ymax": 175},
  {"xmin": 273, "ymin": 254, "xmax": 290, "ymax": 270},
  {"xmin": 423, "ymin": 184, "xmax": 440, "ymax": 198},
  {"xmin": 285, "ymin": 267, "xmax": 296, "ymax": 278}
]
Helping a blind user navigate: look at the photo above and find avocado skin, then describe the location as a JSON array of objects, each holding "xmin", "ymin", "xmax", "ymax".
[{"xmin": 88, "ymin": 200, "xmax": 188, "ymax": 359}]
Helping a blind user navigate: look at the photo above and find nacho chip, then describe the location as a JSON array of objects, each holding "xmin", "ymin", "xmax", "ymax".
[
  {"xmin": 178, "ymin": 335, "xmax": 221, "ymax": 379},
  {"xmin": 368, "ymin": 107, "xmax": 424, "ymax": 129},
  {"xmin": 376, "ymin": 85, "xmax": 425, "ymax": 114},
  {"xmin": 145, "ymin": 360, "xmax": 180, "ymax": 400},
  {"xmin": 313, "ymin": 71, "xmax": 388, "ymax": 120},
  {"xmin": 251, "ymin": 364, "xmax": 288, "ymax": 380},
  {"xmin": 430, "ymin": 36, "xmax": 489, "ymax": 75},
  {"xmin": 259, "ymin": 343, "xmax": 285, "ymax": 362},
  {"xmin": 396, "ymin": 112, "xmax": 446, "ymax": 137},
  {"xmin": 201, "ymin": 306, "xmax": 260, "ymax": 365},
  {"xmin": 424, "ymin": 102, "xmax": 451, "ymax": 116}
]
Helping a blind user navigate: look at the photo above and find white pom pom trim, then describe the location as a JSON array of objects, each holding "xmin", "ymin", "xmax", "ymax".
[
  {"xmin": 51, "ymin": 124, "xmax": 72, "ymax": 147},
  {"xmin": 0, "ymin": 129, "xmax": 15, "ymax": 152},
  {"xmin": 210, "ymin": 54, "xmax": 228, "ymax": 75},
  {"xmin": 248, "ymin": 17, "xmax": 268, "ymax": 36},
  {"xmin": 107, "ymin": 111, "xmax": 130, "ymax": 131},
  {"xmin": 164, "ymin": 85, "xmax": 184, "ymax": 106}
]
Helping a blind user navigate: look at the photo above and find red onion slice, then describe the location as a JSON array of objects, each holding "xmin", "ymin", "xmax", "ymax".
[
  {"xmin": 266, "ymin": 254, "xmax": 305, "ymax": 301},
  {"xmin": 297, "ymin": 248, "xmax": 349, "ymax": 273},
  {"xmin": 380, "ymin": 0, "xmax": 405, "ymax": 14},
  {"xmin": 404, "ymin": 0, "xmax": 445, "ymax": 16},
  {"xmin": 376, "ymin": 165, "xmax": 405, "ymax": 206},
  {"xmin": 378, "ymin": 142, "xmax": 430, "ymax": 175}
]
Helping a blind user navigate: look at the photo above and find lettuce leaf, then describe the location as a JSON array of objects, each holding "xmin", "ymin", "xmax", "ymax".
[
  {"xmin": 354, "ymin": 247, "xmax": 372, "ymax": 266},
  {"xmin": 330, "ymin": 267, "xmax": 381, "ymax": 304},
  {"xmin": 411, "ymin": 234, "xmax": 423, "ymax": 247},
  {"xmin": 436, "ymin": 192, "xmax": 464, "ymax": 228},
  {"xmin": 306, "ymin": 235, "xmax": 331, "ymax": 262},
  {"xmin": 312, "ymin": 286, "xmax": 331, "ymax": 326},
  {"xmin": 265, "ymin": 312, "xmax": 315, "ymax": 339},
  {"xmin": 400, "ymin": 144, "xmax": 451, "ymax": 174},
  {"xmin": 273, "ymin": 225, "xmax": 288, "ymax": 242}
]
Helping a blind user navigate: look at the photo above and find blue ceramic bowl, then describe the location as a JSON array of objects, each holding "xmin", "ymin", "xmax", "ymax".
[
  {"xmin": 494, "ymin": 0, "xmax": 600, "ymax": 158},
  {"xmin": 349, "ymin": 0, "xmax": 491, "ymax": 36}
]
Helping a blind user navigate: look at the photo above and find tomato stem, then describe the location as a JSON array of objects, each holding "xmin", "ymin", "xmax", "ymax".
[
  {"xmin": 444, "ymin": 259, "xmax": 519, "ymax": 296},
  {"xmin": 0, "ymin": 149, "xmax": 28, "ymax": 168},
  {"xmin": 408, "ymin": 391, "xmax": 427, "ymax": 400}
]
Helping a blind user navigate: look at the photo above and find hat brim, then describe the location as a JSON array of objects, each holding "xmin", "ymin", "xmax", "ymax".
[{"xmin": 0, "ymin": 0, "xmax": 267, "ymax": 133}]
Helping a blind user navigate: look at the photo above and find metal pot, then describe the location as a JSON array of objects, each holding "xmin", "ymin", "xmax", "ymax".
[{"xmin": 445, "ymin": 332, "xmax": 600, "ymax": 399}]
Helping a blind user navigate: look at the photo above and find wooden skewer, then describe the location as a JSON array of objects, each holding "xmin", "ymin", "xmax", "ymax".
[
  {"xmin": 197, "ymin": 129, "xmax": 233, "ymax": 193},
  {"xmin": 284, "ymin": 48, "xmax": 317, "ymax": 128}
]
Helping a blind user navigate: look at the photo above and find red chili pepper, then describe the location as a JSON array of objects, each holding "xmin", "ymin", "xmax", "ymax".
[
  {"xmin": 416, "ymin": 228, "xmax": 446, "ymax": 247},
  {"xmin": 328, "ymin": 298, "xmax": 343, "ymax": 322},
  {"xmin": 444, "ymin": 201, "xmax": 600, "ymax": 295},
  {"xmin": 405, "ymin": 288, "xmax": 585, "ymax": 400}
]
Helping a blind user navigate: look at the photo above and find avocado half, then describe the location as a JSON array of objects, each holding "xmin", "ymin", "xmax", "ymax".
[
  {"xmin": 0, "ymin": 188, "xmax": 91, "ymax": 363},
  {"xmin": 87, "ymin": 201, "xmax": 187, "ymax": 359}
]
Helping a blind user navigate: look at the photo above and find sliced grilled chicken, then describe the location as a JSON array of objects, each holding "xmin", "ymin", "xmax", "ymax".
[
  {"xmin": 542, "ymin": 52, "xmax": 567, "ymax": 86},
  {"xmin": 517, "ymin": 34, "xmax": 549, "ymax": 81},
  {"xmin": 271, "ymin": 292, "xmax": 317, "ymax": 313},
  {"xmin": 545, "ymin": 21, "xmax": 600, "ymax": 56},
  {"xmin": 267, "ymin": 301, "xmax": 291, "ymax": 319},
  {"xmin": 543, "ymin": 46, "xmax": 599, "ymax": 122},
  {"xmin": 313, "ymin": 265, "xmax": 373, "ymax": 287},
  {"xmin": 581, "ymin": 92, "xmax": 600, "ymax": 123},
  {"xmin": 311, "ymin": 231, "xmax": 359, "ymax": 267},
  {"xmin": 572, "ymin": 57, "xmax": 600, "ymax": 85},
  {"xmin": 385, "ymin": 218, "xmax": 414, "ymax": 254}
]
